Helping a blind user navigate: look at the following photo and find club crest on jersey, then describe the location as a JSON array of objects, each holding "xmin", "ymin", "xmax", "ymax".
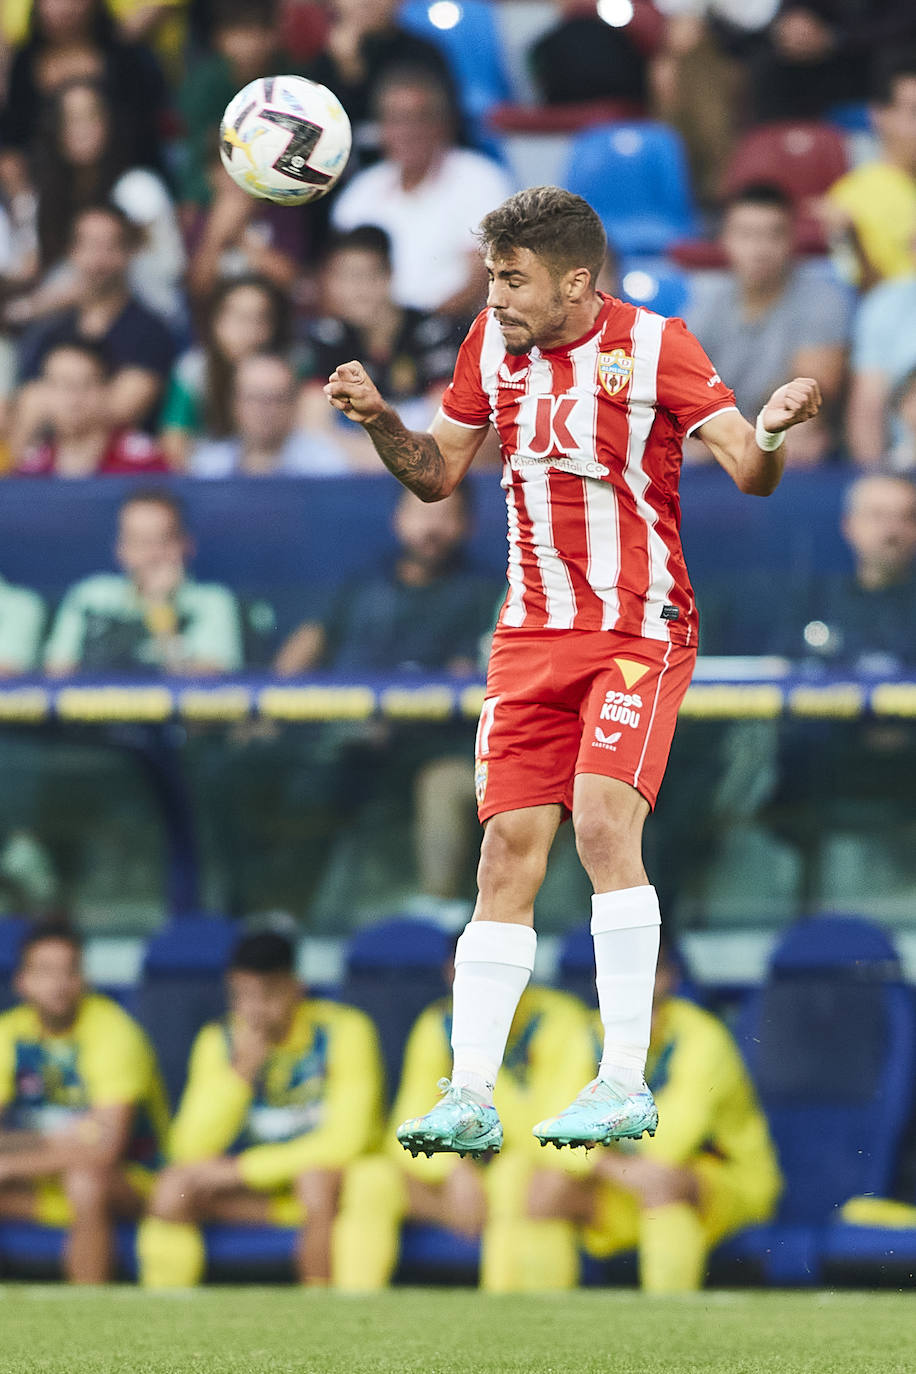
[
  {"xmin": 474, "ymin": 759, "xmax": 488, "ymax": 805},
  {"xmin": 597, "ymin": 349, "xmax": 634, "ymax": 398}
]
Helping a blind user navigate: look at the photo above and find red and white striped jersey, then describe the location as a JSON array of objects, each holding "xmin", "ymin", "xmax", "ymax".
[{"xmin": 440, "ymin": 294, "xmax": 737, "ymax": 645}]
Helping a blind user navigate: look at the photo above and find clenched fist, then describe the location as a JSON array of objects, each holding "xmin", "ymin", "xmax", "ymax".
[
  {"xmin": 324, "ymin": 360, "xmax": 387, "ymax": 426},
  {"xmin": 761, "ymin": 377, "xmax": 822, "ymax": 434}
]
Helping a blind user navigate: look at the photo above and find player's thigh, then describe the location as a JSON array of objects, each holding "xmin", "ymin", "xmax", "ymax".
[
  {"xmin": 575, "ymin": 640, "xmax": 697, "ymax": 810},
  {"xmin": 694, "ymin": 1159, "xmax": 776, "ymax": 1248},
  {"xmin": 198, "ymin": 1187, "xmax": 278, "ymax": 1225},
  {"xmin": 0, "ymin": 1182, "xmax": 41, "ymax": 1223},
  {"xmin": 475, "ymin": 633, "xmax": 584, "ymax": 824}
]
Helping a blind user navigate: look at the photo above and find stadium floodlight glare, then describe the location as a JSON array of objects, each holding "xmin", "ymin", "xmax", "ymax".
[
  {"xmin": 428, "ymin": 1, "xmax": 462, "ymax": 29},
  {"xmin": 622, "ymin": 269, "xmax": 658, "ymax": 304},
  {"xmin": 597, "ymin": 0, "xmax": 634, "ymax": 26}
]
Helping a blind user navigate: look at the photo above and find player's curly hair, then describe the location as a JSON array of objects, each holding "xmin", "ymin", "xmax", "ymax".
[{"xmin": 478, "ymin": 187, "xmax": 607, "ymax": 286}]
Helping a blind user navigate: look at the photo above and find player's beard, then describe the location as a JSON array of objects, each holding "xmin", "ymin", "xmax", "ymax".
[{"xmin": 501, "ymin": 290, "xmax": 569, "ymax": 355}]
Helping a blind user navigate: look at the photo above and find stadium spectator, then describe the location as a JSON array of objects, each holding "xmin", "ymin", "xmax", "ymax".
[
  {"xmin": 749, "ymin": 3, "xmax": 916, "ymax": 123},
  {"xmin": 0, "ymin": 570, "xmax": 45, "ymax": 673},
  {"xmin": 527, "ymin": 0, "xmax": 650, "ymax": 110},
  {"xmin": 177, "ymin": 0, "xmax": 294, "ymax": 212},
  {"xmin": 298, "ymin": 226, "xmax": 465, "ymax": 467},
  {"xmin": 330, "ymin": 65, "xmax": 513, "ymax": 318},
  {"xmin": 889, "ymin": 366, "xmax": 916, "ymax": 470},
  {"xmin": 303, "ymin": 0, "xmax": 456, "ymax": 159},
  {"xmin": 501, "ymin": 939, "xmax": 781, "ymax": 1292},
  {"xmin": 14, "ymin": 341, "xmax": 170, "ymax": 476},
  {"xmin": 189, "ymin": 353, "xmax": 351, "ymax": 476},
  {"xmin": 333, "ymin": 973, "xmax": 595, "ymax": 1291},
  {"xmin": 770, "ymin": 473, "xmax": 916, "ymax": 667},
  {"xmin": 685, "ymin": 183, "xmax": 850, "ymax": 464},
  {"xmin": 184, "ymin": 146, "xmax": 313, "ymax": 306},
  {"xmin": 43, "ymin": 488, "xmax": 243, "ymax": 676},
  {"xmin": 137, "ymin": 930, "xmax": 383, "ymax": 1288},
  {"xmin": 276, "ymin": 486, "xmax": 500, "ymax": 908},
  {"xmin": 2, "ymin": 0, "xmax": 189, "ymax": 75},
  {"xmin": 11, "ymin": 205, "xmax": 176, "ymax": 449},
  {"xmin": 846, "ymin": 256, "xmax": 916, "ymax": 464},
  {"xmin": 650, "ymin": 1, "xmax": 777, "ymax": 205},
  {"xmin": 0, "ymin": 0, "xmax": 168, "ymax": 175},
  {"xmin": 17, "ymin": 79, "xmax": 185, "ymax": 325},
  {"xmin": 160, "ymin": 274, "xmax": 291, "ymax": 470},
  {"xmin": 823, "ymin": 56, "xmax": 916, "ymax": 287},
  {"xmin": 0, "ymin": 922, "xmax": 169, "ymax": 1283}
]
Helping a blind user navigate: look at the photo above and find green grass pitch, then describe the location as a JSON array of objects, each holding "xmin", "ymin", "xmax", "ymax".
[{"xmin": 1, "ymin": 1287, "xmax": 912, "ymax": 1373}]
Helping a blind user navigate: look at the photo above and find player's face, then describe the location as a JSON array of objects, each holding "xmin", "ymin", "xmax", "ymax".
[
  {"xmin": 228, "ymin": 970, "xmax": 300, "ymax": 1041},
  {"xmin": 17, "ymin": 940, "xmax": 84, "ymax": 1029},
  {"xmin": 843, "ymin": 478, "xmax": 916, "ymax": 574},
  {"xmin": 42, "ymin": 348, "xmax": 107, "ymax": 438},
  {"xmin": 486, "ymin": 249, "xmax": 572, "ymax": 355},
  {"xmin": 37, "ymin": 0, "xmax": 94, "ymax": 42},
  {"xmin": 721, "ymin": 204, "xmax": 793, "ymax": 290}
]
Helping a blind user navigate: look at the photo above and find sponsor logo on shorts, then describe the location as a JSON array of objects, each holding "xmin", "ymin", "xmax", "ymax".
[
  {"xmin": 474, "ymin": 759, "xmax": 488, "ymax": 804},
  {"xmin": 593, "ymin": 728, "xmax": 622, "ymax": 751},
  {"xmin": 600, "ymin": 691, "xmax": 642, "ymax": 729}
]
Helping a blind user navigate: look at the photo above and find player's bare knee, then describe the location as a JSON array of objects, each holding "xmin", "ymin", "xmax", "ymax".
[
  {"xmin": 573, "ymin": 809, "xmax": 639, "ymax": 880},
  {"xmin": 63, "ymin": 1163, "xmax": 116, "ymax": 1215},
  {"xmin": 477, "ymin": 815, "xmax": 548, "ymax": 898},
  {"xmin": 295, "ymin": 1168, "xmax": 341, "ymax": 1219},
  {"xmin": 149, "ymin": 1164, "xmax": 203, "ymax": 1222},
  {"xmin": 638, "ymin": 1167, "xmax": 697, "ymax": 1210}
]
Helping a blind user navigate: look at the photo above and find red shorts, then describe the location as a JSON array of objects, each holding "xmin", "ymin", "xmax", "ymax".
[{"xmin": 474, "ymin": 627, "xmax": 697, "ymax": 822}]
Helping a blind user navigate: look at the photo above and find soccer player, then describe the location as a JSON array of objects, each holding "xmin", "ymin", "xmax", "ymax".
[
  {"xmin": 0, "ymin": 922, "xmax": 168, "ymax": 1283},
  {"xmin": 324, "ymin": 186, "xmax": 821, "ymax": 1157},
  {"xmin": 499, "ymin": 939, "xmax": 782, "ymax": 1292},
  {"xmin": 137, "ymin": 931, "xmax": 383, "ymax": 1287},
  {"xmin": 333, "ymin": 969, "xmax": 595, "ymax": 1291}
]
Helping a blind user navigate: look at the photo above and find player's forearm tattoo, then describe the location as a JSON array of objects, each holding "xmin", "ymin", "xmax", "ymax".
[{"xmin": 363, "ymin": 408, "xmax": 447, "ymax": 500}]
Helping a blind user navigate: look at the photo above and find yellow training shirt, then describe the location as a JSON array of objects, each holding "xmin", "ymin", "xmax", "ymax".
[
  {"xmin": 169, "ymin": 999, "xmax": 384, "ymax": 1192},
  {"xmin": 0, "ymin": 992, "xmax": 169, "ymax": 1169},
  {"xmin": 608, "ymin": 996, "xmax": 781, "ymax": 1197},
  {"xmin": 389, "ymin": 986, "xmax": 596, "ymax": 1182},
  {"xmin": 828, "ymin": 161, "xmax": 916, "ymax": 282}
]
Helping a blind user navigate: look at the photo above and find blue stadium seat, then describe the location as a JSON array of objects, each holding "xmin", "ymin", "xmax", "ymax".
[
  {"xmin": 563, "ymin": 122, "xmax": 699, "ymax": 256},
  {"xmin": 339, "ymin": 916, "xmax": 451, "ymax": 1103},
  {"xmin": 0, "ymin": 917, "xmax": 30, "ymax": 1012},
  {"xmin": 398, "ymin": 1, "xmax": 513, "ymax": 140},
  {"xmin": 718, "ymin": 916, "xmax": 916, "ymax": 1285},
  {"xmin": 0, "ymin": 1220, "xmax": 138, "ymax": 1279},
  {"xmin": 619, "ymin": 257, "xmax": 689, "ymax": 318},
  {"xmin": 132, "ymin": 914, "xmax": 237, "ymax": 1107}
]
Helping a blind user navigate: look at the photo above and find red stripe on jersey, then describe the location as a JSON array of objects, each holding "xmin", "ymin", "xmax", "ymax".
[{"xmin": 543, "ymin": 354, "xmax": 602, "ymax": 626}]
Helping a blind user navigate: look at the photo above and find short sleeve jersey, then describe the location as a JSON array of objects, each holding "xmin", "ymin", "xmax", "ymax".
[
  {"xmin": 0, "ymin": 993, "xmax": 169, "ymax": 1168},
  {"xmin": 440, "ymin": 296, "xmax": 736, "ymax": 645}
]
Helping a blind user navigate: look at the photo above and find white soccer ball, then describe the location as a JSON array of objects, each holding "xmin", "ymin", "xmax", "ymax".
[{"xmin": 219, "ymin": 75, "xmax": 351, "ymax": 206}]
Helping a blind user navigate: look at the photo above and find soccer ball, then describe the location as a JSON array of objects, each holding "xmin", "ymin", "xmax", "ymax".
[{"xmin": 219, "ymin": 75, "xmax": 352, "ymax": 206}]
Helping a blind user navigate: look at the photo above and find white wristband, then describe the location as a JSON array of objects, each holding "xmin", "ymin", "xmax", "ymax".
[{"xmin": 755, "ymin": 409, "xmax": 786, "ymax": 452}]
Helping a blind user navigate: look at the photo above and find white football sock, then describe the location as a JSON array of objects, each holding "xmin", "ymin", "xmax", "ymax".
[
  {"xmin": 591, "ymin": 886, "xmax": 661, "ymax": 1096},
  {"xmin": 450, "ymin": 920, "xmax": 537, "ymax": 1105}
]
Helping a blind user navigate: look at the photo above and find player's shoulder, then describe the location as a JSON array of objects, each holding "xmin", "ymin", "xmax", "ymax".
[
  {"xmin": 0, "ymin": 1001, "xmax": 35, "ymax": 1038},
  {"xmin": 308, "ymin": 996, "xmax": 376, "ymax": 1037},
  {"xmin": 79, "ymin": 992, "xmax": 143, "ymax": 1036}
]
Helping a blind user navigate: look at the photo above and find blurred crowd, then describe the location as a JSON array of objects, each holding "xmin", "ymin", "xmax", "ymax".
[{"xmin": 0, "ymin": 1, "xmax": 914, "ymax": 480}]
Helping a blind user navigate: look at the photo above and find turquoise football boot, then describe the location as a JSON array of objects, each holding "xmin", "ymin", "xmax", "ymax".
[
  {"xmin": 396, "ymin": 1078, "xmax": 503, "ymax": 1159},
  {"xmin": 532, "ymin": 1079, "xmax": 658, "ymax": 1150}
]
